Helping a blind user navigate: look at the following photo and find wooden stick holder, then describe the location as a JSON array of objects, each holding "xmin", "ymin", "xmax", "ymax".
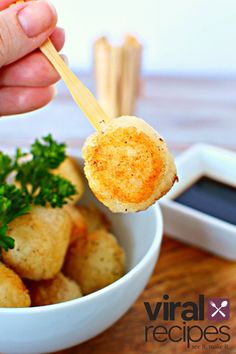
[{"xmin": 94, "ymin": 35, "xmax": 142, "ymax": 118}]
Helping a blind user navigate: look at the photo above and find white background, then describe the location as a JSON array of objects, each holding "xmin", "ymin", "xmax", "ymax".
[
  {"xmin": 51, "ymin": 0, "xmax": 236, "ymax": 76},
  {"xmin": 0, "ymin": 0, "xmax": 235, "ymax": 142}
]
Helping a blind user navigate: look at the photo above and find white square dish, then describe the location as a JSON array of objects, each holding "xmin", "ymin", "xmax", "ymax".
[{"xmin": 160, "ymin": 144, "xmax": 236, "ymax": 260}]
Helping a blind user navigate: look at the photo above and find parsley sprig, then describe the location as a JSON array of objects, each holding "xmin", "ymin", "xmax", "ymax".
[
  {"xmin": 0, "ymin": 184, "xmax": 30, "ymax": 251},
  {"xmin": 0, "ymin": 135, "xmax": 76, "ymax": 252},
  {"xmin": 0, "ymin": 152, "xmax": 14, "ymax": 184}
]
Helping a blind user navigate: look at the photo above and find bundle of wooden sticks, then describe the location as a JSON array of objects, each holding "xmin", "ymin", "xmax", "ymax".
[{"xmin": 94, "ymin": 35, "xmax": 142, "ymax": 118}]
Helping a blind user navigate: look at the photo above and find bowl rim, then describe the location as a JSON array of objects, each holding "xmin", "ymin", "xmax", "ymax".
[{"xmin": 0, "ymin": 148, "xmax": 163, "ymax": 315}]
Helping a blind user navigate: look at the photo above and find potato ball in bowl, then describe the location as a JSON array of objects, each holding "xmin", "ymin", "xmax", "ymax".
[{"xmin": 0, "ymin": 154, "xmax": 163, "ymax": 354}]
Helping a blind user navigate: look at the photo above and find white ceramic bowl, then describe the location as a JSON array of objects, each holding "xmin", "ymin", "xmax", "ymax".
[{"xmin": 0, "ymin": 153, "xmax": 163, "ymax": 354}]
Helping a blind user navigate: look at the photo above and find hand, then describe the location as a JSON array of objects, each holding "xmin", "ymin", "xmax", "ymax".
[{"xmin": 0, "ymin": 0, "xmax": 65, "ymax": 116}]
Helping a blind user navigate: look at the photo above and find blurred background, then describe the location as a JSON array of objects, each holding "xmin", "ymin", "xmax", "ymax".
[
  {"xmin": 53, "ymin": 0, "xmax": 236, "ymax": 76},
  {"xmin": 0, "ymin": 0, "xmax": 236, "ymax": 153}
]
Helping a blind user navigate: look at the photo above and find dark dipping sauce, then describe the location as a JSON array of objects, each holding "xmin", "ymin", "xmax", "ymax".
[{"xmin": 175, "ymin": 177, "xmax": 236, "ymax": 226}]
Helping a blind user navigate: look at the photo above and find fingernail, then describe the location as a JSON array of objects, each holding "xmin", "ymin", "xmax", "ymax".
[{"xmin": 18, "ymin": 0, "xmax": 57, "ymax": 38}]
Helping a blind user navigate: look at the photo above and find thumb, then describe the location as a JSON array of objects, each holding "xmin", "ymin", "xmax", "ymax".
[{"xmin": 0, "ymin": 0, "xmax": 57, "ymax": 68}]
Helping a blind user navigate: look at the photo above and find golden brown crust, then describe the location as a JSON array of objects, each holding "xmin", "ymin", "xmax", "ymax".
[
  {"xmin": 83, "ymin": 116, "xmax": 177, "ymax": 212},
  {"xmin": 64, "ymin": 203, "xmax": 111, "ymax": 246},
  {"xmin": 77, "ymin": 204, "xmax": 111, "ymax": 234},
  {"xmin": 2, "ymin": 206, "xmax": 71, "ymax": 280},
  {"xmin": 27, "ymin": 272, "xmax": 82, "ymax": 306},
  {"xmin": 64, "ymin": 204, "xmax": 88, "ymax": 245},
  {"xmin": 64, "ymin": 229, "xmax": 125, "ymax": 295},
  {"xmin": 0, "ymin": 262, "xmax": 31, "ymax": 308},
  {"xmin": 53, "ymin": 156, "xmax": 85, "ymax": 204}
]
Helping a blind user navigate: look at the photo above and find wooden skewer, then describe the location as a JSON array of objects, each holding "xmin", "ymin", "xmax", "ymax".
[
  {"xmin": 109, "ymin": 46, "xmax": 123, "ymax": 118},
  {"xmin": 94, "ymin": 37, "xmax": 111, "ymax": 116},
  {"xmin": 11, "ymin": 1, "xmax": 111, "ymax": 132},
  {"xmin": 94, "ymin": 35, "xmax": 142, "ymax": 118},
  {"xmin": 121, "ymin": 35, "xmax": 141, "ymax": 115},
  {"xmin": 40, "ymin": 39, "xmax": 111, "ymax": 131}
]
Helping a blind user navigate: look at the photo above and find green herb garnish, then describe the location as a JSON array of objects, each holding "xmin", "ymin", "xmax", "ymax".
[
  {"xmin": 0, "ymin": 135, "xmax": 76, "ymax": 252},
  {"xmin": 0, "ymin": 152, "xmax": 13, "ymax": 184},
  {"xmin": 0, "ymin": 184, "xmax": 30, "ymax": 251}
]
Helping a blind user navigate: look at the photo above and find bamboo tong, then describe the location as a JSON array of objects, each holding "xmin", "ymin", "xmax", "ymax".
[{"xmin": 11, "ymin": 1, "xmax": 111, "ymax": 132}]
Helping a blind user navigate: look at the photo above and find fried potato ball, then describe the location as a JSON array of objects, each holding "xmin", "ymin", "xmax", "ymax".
[
  {"xmin": 64, "ymin": 204, "xmax": 88, "ymax": 245},
  {"xmin": 77, "ymin": 204, "xmax": 111, "ymax": 234},
  {"xmin": 83, "ymin": 116, "xmax": 177, "ymax": 213},
  {"xmin": 0, "ymin": 262, "xmax": 31, "ymax": 308},
  {"xmin": 64, "ymin": 229, "xmax": 125, "ymax": 295},
  {"xmin": 27, "ymin": 272, "xmax": 82, "ymax": 306},
  {"xmin": 64, "ymin": 204, "xmax": 110, "ymax": 245},
  {"xmin": 53, "ymin": 156, "xmax": 84, "ymax": 203},
  {"xmin": 2, "ymin": 206, "xmax": 71, "ymax": 280}
]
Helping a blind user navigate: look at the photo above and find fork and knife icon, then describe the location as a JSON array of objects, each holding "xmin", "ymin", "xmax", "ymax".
[{"xmin": 209, "ymin": 300, "xmax": 228, "ymax": 318}]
